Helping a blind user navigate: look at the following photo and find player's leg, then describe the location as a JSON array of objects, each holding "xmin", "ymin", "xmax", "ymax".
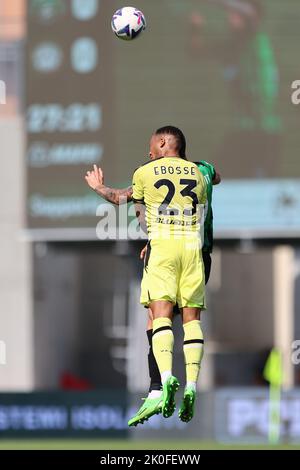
[
  {"xmin": 146, "ymin": 308, "xmax": 162, "ymax": 395},
  {"xmin": 128, "ymin": 239, "xmax": 179, "ymax": 425},
  {"xmin": 179, "ymin": 307, "xmax": 204, "ymax": 423},
  {"xmin": 178, "ymin": 240, "xmax": 206, "ymax": 422},
  {"xmin": 147, "ymin": 305, "xmax": 181, "ymax": 395},
  {"xmin": 150, "ymin": 300, "xmax": 173, "ymax": 385},
  {"xmin": 151, "ymin": 301, "xmax": 179, "ymax": 418},
  {"xmin": 129, "ymin": 304, "xmax": 181, "ymax": 426},
  {"xmin": 141, "ymin": 243, "xmax": 162, "ymax": 394},
  {"xmin": 128, "ymin": 309, "xmax": 163, "ymax": 427},
  {"xmin": 148, "ymin": 305, "xmax": 181, "ymax": 393}
]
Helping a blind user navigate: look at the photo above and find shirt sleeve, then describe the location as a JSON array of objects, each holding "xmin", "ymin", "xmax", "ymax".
[
  {"xmin": 199, "ymin": 173, "xmax": 208, "ymax": 206},
  {"xmin": 199, "ymin": 160, "xmax": 216, "ymax": 180},
  {"xmin": 132, "ymin": 168, "xmax": 145, "ymax": 203}
]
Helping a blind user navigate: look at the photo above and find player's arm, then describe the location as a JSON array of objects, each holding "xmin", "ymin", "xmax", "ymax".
[
  {"xmin": 140, "ymin": 244, "xmax": 148, "ymax": 260},
  {"xmin": 132, "ymin": 167, "xmax": 148, "ymax": 236},
  {"xmin": 134, "ymin": 203, "xmax": 147, "ymax": 236},
  {"xmin": 196, "ymin": 160, "xmax": 221, "ymax": 186},
  {"xmin": 85, "ymin": 165, "xmax": 133, "ymax": 205},
  {"xmin": 213, "ymin": 171, "xmax": 221, "ymax": 185},
  {"xmin": 96, "ymin": 185, "xmax": 133, "ymax": 205}
]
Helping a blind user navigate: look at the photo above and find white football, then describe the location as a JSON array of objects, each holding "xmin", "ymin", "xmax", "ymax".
[{"xmin": 111, "ymin": 6, "xmax": 146, "ymax": 41}]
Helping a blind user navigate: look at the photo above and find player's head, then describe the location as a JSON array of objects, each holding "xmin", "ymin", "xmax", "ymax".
[
  {"xmin": 149, "ymin": 126, "xmax": 187, "ymax": 160},
  {"xmin": 228, "ymin": 0, "xmax": 263, "ymax": 32}
]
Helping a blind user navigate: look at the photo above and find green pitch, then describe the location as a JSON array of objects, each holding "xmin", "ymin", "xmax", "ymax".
[{"xmin": 0, "ymin": 440, "xmax": 299, "ymax": 450}]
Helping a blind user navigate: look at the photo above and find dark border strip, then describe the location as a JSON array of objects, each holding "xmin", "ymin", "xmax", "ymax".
[
  {"xmin": 184, "ymin": 339, "xmax": 204, "ymax": 345},
  {"xmin": 153, "ymin": 326, "xmax": 172, "ymax": 336}
]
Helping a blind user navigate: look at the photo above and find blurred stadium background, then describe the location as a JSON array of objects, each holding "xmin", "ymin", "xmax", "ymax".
[{"xmin": 0, "ymin": 0, "xmax": 300, "ymax": 450}]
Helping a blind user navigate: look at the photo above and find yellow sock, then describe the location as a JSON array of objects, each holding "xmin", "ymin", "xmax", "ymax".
[
  {"xmin": 152, "ymin": 318, "xmax": 174, "ymax": 384},
  {"xmin": 183, "ymin": 320, "xmax": 204, "ymax": 387}
]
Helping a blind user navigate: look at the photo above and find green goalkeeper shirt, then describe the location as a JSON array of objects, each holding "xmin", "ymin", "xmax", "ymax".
[{"xmin": 196, "ymin": 160, "xmax": 216, "ymax": 254}]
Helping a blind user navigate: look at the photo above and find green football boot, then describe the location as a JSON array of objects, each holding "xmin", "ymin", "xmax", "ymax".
[
  {"xmin": 162, "ymin": 376, "xmax": 180, "ymax": 418},
  {"xmin": 128, "ymin": 396, "xmax": 163, "ymax": 427},
  {"xmin": 178, "ymin": 386, "xmax": 196, "ymax": 423}
]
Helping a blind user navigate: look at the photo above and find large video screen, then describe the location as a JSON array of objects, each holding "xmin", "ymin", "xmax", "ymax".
[
  {"xmin": 26, "ymin": 0, "xmax": 300, "ymax": 234},
  {"xmin": 26, "ymin": 0, "xmax": 115, "ymax": 230}
]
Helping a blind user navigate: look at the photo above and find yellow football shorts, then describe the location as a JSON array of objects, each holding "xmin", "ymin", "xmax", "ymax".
[{"xmin": 140, "ymin": 238, "xmax": 206, "ymax": 309}]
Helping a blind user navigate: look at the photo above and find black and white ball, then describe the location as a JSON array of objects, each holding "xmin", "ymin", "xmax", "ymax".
[{"xmin": 111, "ymin": 7, "xmax": 146, "ymax": 41}]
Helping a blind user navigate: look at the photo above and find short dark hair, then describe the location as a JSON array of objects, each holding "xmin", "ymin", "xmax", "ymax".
[{"xmin": 155, "ymin": 125, "xmax": 187, "ymax": 159}]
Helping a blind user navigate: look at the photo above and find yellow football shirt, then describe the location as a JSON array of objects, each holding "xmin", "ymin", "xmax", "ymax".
[{"xmin": 132, "ymin": 157, "xmax": 207, "ymax": 240}]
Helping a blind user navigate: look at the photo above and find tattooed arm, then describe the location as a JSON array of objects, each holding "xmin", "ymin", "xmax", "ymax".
[
  {"xmin": 94, "ymin": 184, "xmax": 133, "ymax": 205},
  {"xmin": 85, "ymin": 165, "xmax": 133, "ymax": 205}
]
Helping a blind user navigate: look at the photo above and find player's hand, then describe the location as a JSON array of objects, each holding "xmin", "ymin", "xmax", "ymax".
[
  {"xmin": 85, "ymin": 165, "xmax": 104, "ymax": 191},
  {"xmin": 140, "ymin": 244, "xmax": 147, "ymax": 260}
]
